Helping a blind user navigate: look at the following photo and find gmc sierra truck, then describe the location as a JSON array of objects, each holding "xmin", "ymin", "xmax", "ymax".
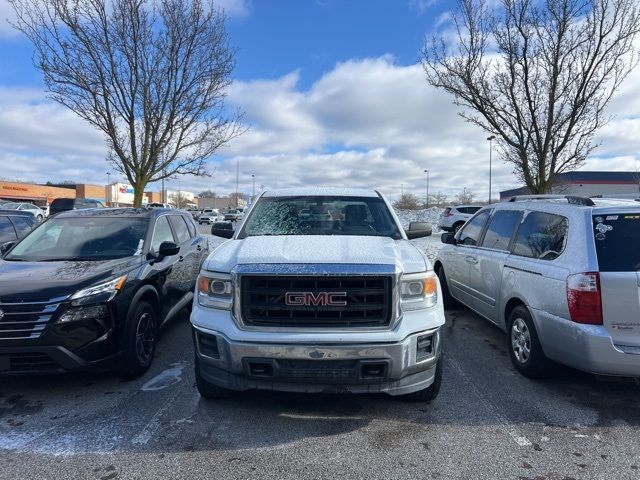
[{"xmin": 190, "ymin": 188, "xmax": 445, "ymax": 401}]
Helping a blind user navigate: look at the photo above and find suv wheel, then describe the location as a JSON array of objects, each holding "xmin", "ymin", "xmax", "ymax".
[
  {"xmin": 507, "ymin": 306, "xmax": 551, "ymax": 378},
  {"xmin": 437, "ymin": 267, "xmax": 457, "ymax": 309},
  {"xmin": 36, "ymin": 214, "xmax": 43, "ymax": 222},
  {"xmin": 195, "ymin": 358, "xmax": 232, "ymax": 399},
  {"xmin": 120, "ymin": 301, "xmax": 158, "ymax": 378},
  {"xmin": 453, "ymin": 222, "xmax": 464, "ymax": 234},
  {"xmin": 400, "ymin": 356, "xmax": 442, "ymax": 402}
]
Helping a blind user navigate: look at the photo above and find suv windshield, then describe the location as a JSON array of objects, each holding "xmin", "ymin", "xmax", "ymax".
[
  {"xmin": 593, "ymin": 214, "xmax": 640, "ymax": 271},
  {"xmin": 5, "ymin": 216, "xmax": 148, "ymax": 261},
  {"xmin": 239, "ymin": 196, "xmax": 402, "ymax": 239}
]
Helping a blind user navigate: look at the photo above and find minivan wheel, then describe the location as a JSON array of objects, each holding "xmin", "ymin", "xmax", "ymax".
[
  {"xmin": 437, "ymin": 267, "xmax": 457, "ymax": 309},
  {"xmin": 119, "ymin": 301, "xmax": 158, "ymax": 378},
  {"xmin": 400, "ymin": 356, "xmax": 442, "ymax": 402},
  {"xmin": 195, "ymin": 358, "xmax": 232, "ymax": 399},
  {"xmin": 507, "ymin": 306, "xmax": 551, "ymax": 378}
]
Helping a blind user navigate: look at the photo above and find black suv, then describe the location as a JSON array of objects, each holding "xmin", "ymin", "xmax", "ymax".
[
  {"xmin": 50, "ymin": 198, "xmax": 105, "ymax": 216},
  {"xmin": 0, "ymin": 208, "xmax": 208, "ymax": 376},
  {"xmin": 0, "ymin": 210, "xmax": 37, "ymax": 251}
]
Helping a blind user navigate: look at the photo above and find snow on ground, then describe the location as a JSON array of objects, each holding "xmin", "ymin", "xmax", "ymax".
[{"xmin": 394, "ymin": 207, "xmax": 444, "ymax": 233}]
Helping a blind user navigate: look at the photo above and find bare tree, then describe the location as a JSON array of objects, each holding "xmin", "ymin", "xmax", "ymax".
[
  {"xmin": 454, "ymin": 187, "xmax": 474, "ymax": 204},
  {"xmin": 393, "ymin": 193, "xmax": 421, "ymax": 210},
  {"xmin": 426, "ymin": 191, "xmax": 449, "ymax": 208},
  {"xmin": 10, "ymin": 0, "xmax": 242, "ymax": 206},
  {"xmin": 168, "ymin": 191, "xmax": 190, "ymax": 208},
  {"xmin": 198, "ymin": 190, "xmax": 217, "ymax": 198},
  {"xmin": 422, "ymin": 0, "xmax": 640, "ymax": 193}
]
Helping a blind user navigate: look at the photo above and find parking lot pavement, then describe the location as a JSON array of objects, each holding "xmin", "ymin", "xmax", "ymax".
[{"xmin": 2, "ymin": 302, "xmax": 640, "ymax": 480}]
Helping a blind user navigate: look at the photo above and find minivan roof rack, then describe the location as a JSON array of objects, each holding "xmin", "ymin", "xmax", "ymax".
[{"xmin": 506, "ymin": 194, "xmax": 595, "ymax": 206}]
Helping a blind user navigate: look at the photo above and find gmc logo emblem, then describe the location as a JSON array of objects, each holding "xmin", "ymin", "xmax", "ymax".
[{"xmin": 284, "ymin": 291, "xmax": 347, "ymax": 307}]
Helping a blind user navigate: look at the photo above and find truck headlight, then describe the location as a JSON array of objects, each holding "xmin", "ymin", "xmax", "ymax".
[
  {"xmin": 197, "ymin": 272, "xmax": 233, "ymax": 309},
  {"xmin": 69, "ymin": 275, "xmax": 127, "ymax": 306},
  {"xmin": 400, "ymin": 271, "xmax": 438, "ymax": 311}
]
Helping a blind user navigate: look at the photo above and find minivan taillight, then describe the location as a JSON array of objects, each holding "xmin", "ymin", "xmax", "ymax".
[{"xmin": 566, "ymin": 272, "xmax": 602, "ymax": 325}]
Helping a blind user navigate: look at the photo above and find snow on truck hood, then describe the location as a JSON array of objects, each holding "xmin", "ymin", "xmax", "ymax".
[{"xmin": 204, "ymin": 235, "xmax": 430, "ymax": 274}]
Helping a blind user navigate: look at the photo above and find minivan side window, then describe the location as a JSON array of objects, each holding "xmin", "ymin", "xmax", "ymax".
[
  {"xmin": 458, "ymin": 209, "xmax": 491, "ymax": 246},
  {"xmin": 513, "ymin": 211, "xmax": 568, "ymax": 260},
  {"xmin": 481, "ymin": 210, "xmax": 522, "ymax": 251}
]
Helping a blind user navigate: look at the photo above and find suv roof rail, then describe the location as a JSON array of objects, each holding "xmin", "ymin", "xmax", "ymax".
[{"xmin": 506, "ymin": 194, "xmax": 595, "ymax": 206}]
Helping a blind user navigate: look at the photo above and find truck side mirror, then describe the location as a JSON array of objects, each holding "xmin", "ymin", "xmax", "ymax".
[
  {"xmin": 405, "ymin": 222, "xmax": 432, "ymax": 239},
  {"xmin": 441, "ymin": 233, "xmax": 457, "ymax": 245}
]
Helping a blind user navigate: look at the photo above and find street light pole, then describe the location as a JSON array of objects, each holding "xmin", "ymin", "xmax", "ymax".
[
  {"xmin": 251, "ymin": 174, "xmax": 255, "ymax": 202},
  {"xmin": 487, "ymin": 135, "xmax": 496, "ymax": 203},
  {"xmin": 423, "ymin": 169, "xmax": 429, "ymax": 208},
  {"xmin": 106, "ymin": 172, "xmax": 111, "ymax": 206},
  {"xmin": 235, "ymin": 160, "xmax": 240, "ymax": 209}
]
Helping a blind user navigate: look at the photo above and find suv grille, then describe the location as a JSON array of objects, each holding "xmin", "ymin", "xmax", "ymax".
[
  {"xmin": 240, "ymin": 276, "xmax": 393, "ymax": 328},
  {"xmin": 0, "ymin": 300, "xmax": 60, "ymax": 340}
]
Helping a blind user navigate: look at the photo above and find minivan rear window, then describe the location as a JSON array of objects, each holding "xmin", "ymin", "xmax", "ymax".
[{"xmin": 593, "ymin": 214, "xmax": 640, "ymax": 272}]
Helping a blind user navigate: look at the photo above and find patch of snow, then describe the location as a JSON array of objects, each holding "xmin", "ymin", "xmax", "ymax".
[
  {"xmin": 394, "ymin": 207, "xmax": 444, "ymax": 232},
  {"xmin": 141, "ymin": 362, "xmax": 184, "ymax": 392}
]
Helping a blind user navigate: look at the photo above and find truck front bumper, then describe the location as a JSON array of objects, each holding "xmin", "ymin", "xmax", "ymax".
[{"xmin": 192, "ymin": 325, "xmax": 441, "ymax": 396}]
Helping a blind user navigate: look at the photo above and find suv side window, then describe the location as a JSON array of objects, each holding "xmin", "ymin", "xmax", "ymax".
[
  {"xmin": 169, "ymin": 215, "xmax": 191, "ymax": 244},
  {"xmin": 513, "ymin": 211, "xmax": 568, "ymax": 260},
  {"xmin": 184, "ymin": 216, "xmax": 196, "ymax": 237},
  {"xmin": 151, "ymin": 216, "xmax": 175, "ymax": 252},
  {"xmin": 458, "ymin": 209, "xmax": 491, "ymax": 246},
  {"xmin": 9, "ymin": 216, "xmax": 34, "ymax": 237},
  {"xmin": 0, "ymin": 216, "xmax": 17, "ymax": 242},
  {"xmin": 481, "ymin": 210, "xmax": 522, "ymax": 251}
]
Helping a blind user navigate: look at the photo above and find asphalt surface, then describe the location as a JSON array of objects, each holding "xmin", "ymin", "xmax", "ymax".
[{"xmin": 1, "ymin": 227, "xmax": 640, "ymax": 479}]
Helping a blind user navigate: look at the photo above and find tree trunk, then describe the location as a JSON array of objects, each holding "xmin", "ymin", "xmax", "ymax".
[{"xmin": 133, "ymin": 184, "xmax": 146, "ymax": 207}]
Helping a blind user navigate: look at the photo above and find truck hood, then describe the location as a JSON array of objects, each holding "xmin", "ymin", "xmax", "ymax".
[{"xmin": 204, "ymin": 236, "xmax": 429, "ymax": 273}]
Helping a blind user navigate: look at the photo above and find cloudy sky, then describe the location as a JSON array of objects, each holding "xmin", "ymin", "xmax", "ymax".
[{"xmin": 0, "ymin": 0, "xmax": 638, "ymax": 202}]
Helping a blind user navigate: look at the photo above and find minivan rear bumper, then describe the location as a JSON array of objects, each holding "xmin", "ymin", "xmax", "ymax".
[{"xmin": 533, "ymin": 309, "xmax": 640, "ymax": 377}]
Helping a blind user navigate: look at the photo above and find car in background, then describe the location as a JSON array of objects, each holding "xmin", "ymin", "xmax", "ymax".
[
  {"xmin": 223, "ymin": 208, "xmax": 244, "ymax": 222},
  {"xmin": 0, "ymin": 210, "xmax": 37, "ymax": 252},
  {"xmin": 438, "ymin": 205, "xmax": 482, "ymax": 233},
  {"xmin": 1, "ymin": 202, "xmax": 47, "ymax": 222},
  {"xmin": 434, "ymin": 195, "xmax": 640, "ymax": 379},
  {"xmin": 49, "ymin": 198, "xmax": 104, "ymax": 216},
  {"xmin": 0, "ymin": 208, "xmax": 209, "ymax": 376},
  {"xmin": 148, "ymin": 202, "xmax": 174, "ymax": 209},
  {"xmin": 198, "ymin": 209, "xmax": 220, "ymax": 224}
]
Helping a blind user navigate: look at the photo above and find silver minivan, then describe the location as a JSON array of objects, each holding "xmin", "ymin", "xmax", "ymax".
[{"xmin": 434, "ymin": 195, "xmax": 640, "ymax": 378}]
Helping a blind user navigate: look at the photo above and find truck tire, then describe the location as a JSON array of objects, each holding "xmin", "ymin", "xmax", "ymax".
[
  {"xmin": 119, "ymin": 301, "xmax": 158, "ymax": 378},
  {"xmin": 195, "ymin": 358, "xmax": 232, "ymax": 399},
  {"xmin": 506, "ymin": 305, "xmax": 551, "ymax": 378},
  {"xmin": 401, "ymin": 357, "xmax": 442, "ymax": 402}
]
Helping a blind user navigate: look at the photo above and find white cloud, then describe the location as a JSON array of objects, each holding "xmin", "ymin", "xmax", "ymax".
[
  {"xmin": 0, "ymin": 0, "xmax": 18, "ymax": 37},
  {"xmin": 0, "ymin": 56, "xmax": 639, "ymax": 202},
  {"xmin": 214, "ymin": 0, "xmax": 251, "ymax": 18},
  {"xmin": 409, "ymin": 0, "xmax": 438, "ymax": 15}
]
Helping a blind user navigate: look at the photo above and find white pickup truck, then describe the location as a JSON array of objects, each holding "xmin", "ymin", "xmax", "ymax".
[{"xmin": 190, "ymin": 188, "xmax": 445, "ymax": 401}]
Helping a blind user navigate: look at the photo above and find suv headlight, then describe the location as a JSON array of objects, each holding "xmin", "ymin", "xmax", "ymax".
[
  {"xmin": 69, "ymin": 275, "xmax": 127, "ymax": 306},
  {"xmin": 197, "ymin": 271, "xmax": 233, "ymax": 309},
  {"xmin": 399, "ymin": 271, "xmax": 438, "ymax": 311}
]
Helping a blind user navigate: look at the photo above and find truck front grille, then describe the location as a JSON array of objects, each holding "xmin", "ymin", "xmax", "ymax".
[{"xmin": 240, "ymin": 275, "xmax": 393, "ymax": 328}]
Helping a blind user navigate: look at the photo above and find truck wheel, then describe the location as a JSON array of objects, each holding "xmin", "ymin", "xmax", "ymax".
[
  {"xmin": 119, "ymin": 301, "xmax": 158, "ymax": 378},
  {"xmin": 195, "ymin": 358, "xmax": 232, "ymax": 399},
  {"xmin": 437, "ymin": 267, "xmax": 457, "ymax": 309},
  {"xmin": 507, "ymin": 306, "xmax": 551, "ymax": 378},
  {"xmin": 401, "ymin": 357, "xmax": 442, "ymax": 402}
]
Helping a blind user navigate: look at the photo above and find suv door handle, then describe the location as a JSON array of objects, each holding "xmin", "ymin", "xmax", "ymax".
[{"xmin": 465, "ymin": 256, "xmax": 478, "ymax": 265}]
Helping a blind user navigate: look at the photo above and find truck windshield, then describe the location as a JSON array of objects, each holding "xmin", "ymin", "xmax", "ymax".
[
  {"xmin": 239, "ymin": 196, "xmax": 402, "ymax": 239},
  {"xmin": 5, "ymin": 217, "xmax": 148, "ymax": 261},
  {"xmin": 593, "ymin": 214, "xmax": 640, "ymax": 271}
]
